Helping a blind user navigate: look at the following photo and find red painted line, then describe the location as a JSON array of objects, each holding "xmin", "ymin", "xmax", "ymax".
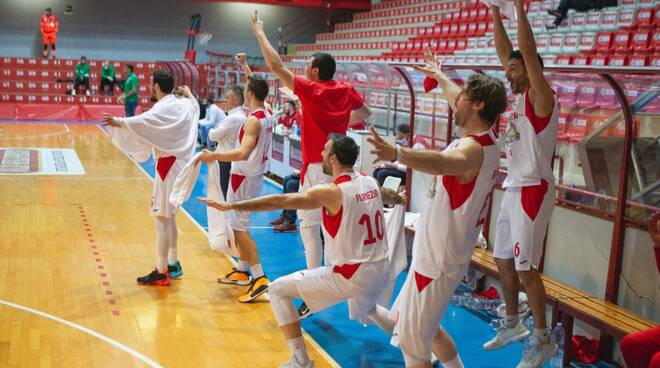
[
  {"xmin": 105, "ymin": 290, "xmax": 113, "ymax": 296},
  {"xmin": 111, "ymin": 310, "xmax": 120, "ymax": 316},
  {"xmin": 108, "ymin": 300, "xmax": 116, "ymax": 305},
  {"xmin": 91, "ymin": 245, "xmax": 97, "ymax": 249},
  {"xmin": 95, "ymin": 258, "xmax": 101, "ymax": 262},
  {"xmin": 102, "ymin": 281, "xmax": 110, "ymax": 286},
  {"xmin": 93, "ymin": 252, "xmax": 99, "ymax": 255},
  {"xmin": 97, "ymin": 265, "xmax": 104, "ymax": 269},
  {"xmin": 100, "ymin": 273, "xmax": 107, "ymax": 277}
]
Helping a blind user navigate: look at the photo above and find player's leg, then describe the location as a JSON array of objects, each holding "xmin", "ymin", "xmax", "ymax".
[
  {"xmin": 167, "ymin": 215, "xmax": 183, "ymax": 278},
  {"xmin": 136, "ymin": 215, "xmax": 171, "ymax": 286}
]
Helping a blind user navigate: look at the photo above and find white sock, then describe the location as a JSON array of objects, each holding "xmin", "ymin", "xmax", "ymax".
[
  {"xmin": 535, "ymin": 328, "xmax": 550, "ymax": 344},
  {"xmin": 251, "ymin": 263, "xmax": 264, "ymax": 279},
  {"xmin": 442, "ymin": 354, "xmax": 464, "ymax": 368},
  {"xmin": 237, "ymin": 260, "xmax": 250, "ymax": 272},
  {"xmin": 300, "ymin": 225, "xmax": 323, "ymax": 269},
  {"xmin": 506, "ymin": 314, "xmax": 519, "ymax": 328},
  {"xmin": 167, "ymin": 216, "xmax": 178, "ymax": 264},
  {"xmin": 155, "ymin": 217, "xmax": 170, "ymax": 273},
  {"xmin": 287, "ymin": 337, "xmax": 309, "ymax": 365}
]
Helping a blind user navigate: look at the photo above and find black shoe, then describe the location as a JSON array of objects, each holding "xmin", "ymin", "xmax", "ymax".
[
  {"xmin": 270, "ymin": 214, "xmax": 285, "ymax": 226},
  {"xmin": 547, "ymin": 9, "xmax": 563, "ymax": 17},
  {"xmin": 137, "ymin": 269, "xmax": 170, "ymax": 286},
  {"xmin": 298, "ymin": 301, "xmax": 313, "ymax": 319}
]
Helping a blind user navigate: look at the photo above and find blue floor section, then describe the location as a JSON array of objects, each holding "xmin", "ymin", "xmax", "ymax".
[{"xmin": 137, "ymin": 156, "xmax": 524, "ymax": 367}]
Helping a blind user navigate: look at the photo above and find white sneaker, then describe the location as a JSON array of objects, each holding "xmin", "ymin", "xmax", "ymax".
[
  {"xmin": 71, "ymin": 89, "xmax": 76, "ymax": 96},
  {"xmin": 483, "ymin": 321, "xmax": 530, "ymax": 351},
  {"xmin": 517, "ymin": 338, "xmax": 558, "ymax": 368},
  {"xmin": 279, "ymin": 357, "xmax": 314, "ymax": 368},
  {"xmin": 85, "ymin": 90, "xmax": 90, "ymax": 96}
]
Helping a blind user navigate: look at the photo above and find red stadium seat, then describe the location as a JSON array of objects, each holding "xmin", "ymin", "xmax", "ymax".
[
  {"xmin": 595, "ymin": 32, "xmax": 614, "ymax": 53},
  {"xmin": 631, "ymin": 30, "xmax": 652, "ymax": 53},
  {"xmin": 613, "ymin": 31, "xmax": 632, "ymax": 52},
  {"xmin": 607, "ymin": 55, "xmax": 628, "ymax": 66}
]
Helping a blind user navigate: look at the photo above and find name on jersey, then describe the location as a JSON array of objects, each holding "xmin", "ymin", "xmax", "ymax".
[{"xmin": 356, "ymin": 189, "xmax": 379, "ymax": 202}]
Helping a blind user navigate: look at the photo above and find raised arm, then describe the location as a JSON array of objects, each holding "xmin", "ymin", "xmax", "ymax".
[
  {"xmin": 414, "ymin": 48, "xmax": 462, "ymax": 111},
  {"xmin": 350, "ymin": 104, "xmax": 372, "ymax": 123},
  {"xmin": 513, "ymin": 0, "xmax": 554, "ymax": 117},
  {"xmin": 235, "ymin": 53, "xmax": 253, "ymax": 77},
  {"xmin": 251, "ymin": 11, "xmax": 295, "ymax": 91},
  {"xmin": 199, "ymin": 183, "xmax": 341, "ymax": 213},
  {"xmin": 367, "ymin": 127, "xmax": 484, "ymax": 177},
  {"xmin": 492, "ymin": 6, "xmax": 514, "ymax": 67}
]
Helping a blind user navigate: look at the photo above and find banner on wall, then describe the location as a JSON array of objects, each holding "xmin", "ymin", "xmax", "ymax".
[
  {"xmin": 289, "ymin": 139, "xmax": 302, "ymax": 170},
  {"xmin": 272, "ymin": 133, "xmax": 284, "ymax": 162},
  {"xmin": 0, "ymin": 148, "xmax": 85, "ymax": 175}
]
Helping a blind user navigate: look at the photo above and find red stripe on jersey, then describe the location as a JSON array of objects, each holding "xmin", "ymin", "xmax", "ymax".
[
  {"xmin": 230, "ymin": 174, "xmax": 246, "ymax": 193},
  {"xmin": 252, "ymin": 110, "xmax": 267, "ymax": 119},
  {"xmin": 414, "ymin": 271, "xmax": 434, "ymax": 293},
  {"xmin": 322, "ymin": 206, "xmax": 343, "ymax": 238},
  {"xmin": 335, "ymin": 174, "xmax": 352, "ymax": 184},
  {"xmin": 442, "ymin": 175, "xmax": 477, "ymax": 210},
  {"xmin": 524, "ymin": 92, "xmax": 552, "ymax": 134},
  {"xmin": 238, "ymin": 125, "xmax": 244, "ymax": 143},
  {"xmin": 521, "ymin": 179, "xmax": 549, "ymax": 221},
  {"xmin": 333, "ymin": 263, "xmax": 361, "ymax": 280},
  {"xmin": 467, "ymin": 132, "xmax": 495, "ymax": 146},
  {"xmin": 156, "ymin": 156, "xmax": 176, "ymax": 180}
]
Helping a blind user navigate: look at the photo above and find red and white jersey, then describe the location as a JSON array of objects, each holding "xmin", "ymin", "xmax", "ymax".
[
  {"xmin": 412, "ymin": 130, "xmax": 499, "ymax": 279},
  {"xmin": 502, "ymin": 91, "xmax": 559, "ymax": 188},
  {"xmin": 322, "ymin": 172, "xmax": 389, "ymax": 266},
  {"xmin": 230, "ymin": 109, "xmax": 274, "ymax": 177}
]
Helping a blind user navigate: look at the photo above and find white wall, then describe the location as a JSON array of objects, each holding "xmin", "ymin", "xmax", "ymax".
[{"xmin": 0, "ymin": 0, "xmax": 325, "ymax": 62}]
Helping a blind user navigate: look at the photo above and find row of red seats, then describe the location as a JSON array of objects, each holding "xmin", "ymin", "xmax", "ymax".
[
  {"xmin": 297, "ymin": 42, "xmax": 393, "ymax": 52},
  {"xmin": 0, "ymin": 69, "xmax": 153, "ymax": 83},
  {"xmin": 316, "ymin": 27, "xmax": 417, "ymax": 41},
  {"xmin": 355, "ymin": 1, "xmax": 459, "ymax": 21},
  {"xmin": 591, "ymin": 29, "xmax": 659, "ymax": 53},
  {"xmin": 0, "ymin": 93, "xmax": 150, "ymax": 105},
  {"xmin": 1, "ymin": 80, "xmax": 151, "ymax": 95},
  {"xmin": 336, "ymin": 14, "xmax": 442, "ymax": 31},
  {"xmin": 0, "ymin": 57, "xmax": 158, "ymax": 71}
]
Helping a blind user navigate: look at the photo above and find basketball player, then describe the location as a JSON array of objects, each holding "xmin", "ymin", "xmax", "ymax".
[
  {"xmin": 101, "ymin": 71, "xmax": 199, "ymax": 286},
  {"xmin": 197, "ymin": 75, "xmax": 274, "ymax": 303},
  {"xmin": 366, "ymin": 48, "xmax": 507, "ymax": 368},
  {"xmin": 40, "ymin": 8, "xmax": 58, "ymax": 58},
  {"xmin": 483, "ymin": 0, "xmax": 560, "ymax": 366},
  {"xmin": 199, "ymin": 134, "xmax": 404, "ymax": 368},
  {"xmin": 250, "ymin": 12, "xmax": 372, "ymax": 293}
]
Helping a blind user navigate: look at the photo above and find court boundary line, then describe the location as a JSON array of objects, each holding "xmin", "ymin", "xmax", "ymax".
[
  {"xmin": 0, "ymin": 299, "xmax": 163, "ymax": 368},
  {"xmin": 97, "ymin": 124, "xmax": 341, "ymax": 368},
  {"xmin": 0, "ymin": 123, "xmax": 70, "ymax": 141}
]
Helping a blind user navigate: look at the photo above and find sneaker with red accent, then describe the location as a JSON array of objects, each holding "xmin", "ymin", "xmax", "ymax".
[
  {"xmin": 137, "ymin": 269, "xmax": 170, "ymax": 286},
  {"xmin": 273, "ymin": 222, "xmax": 298, "ymax": 233},
  {"xmin": 270, "ymin": 214, "xmax": 285, "ymax": 226}
]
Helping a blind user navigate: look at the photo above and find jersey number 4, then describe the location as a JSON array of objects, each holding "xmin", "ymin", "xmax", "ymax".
[{"xmin": 359, "ymin": 210, "xmax": 384, "ymax": 246}]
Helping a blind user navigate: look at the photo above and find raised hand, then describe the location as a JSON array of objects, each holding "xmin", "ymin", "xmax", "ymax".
[
  {"xmin": 366, "ymin": 126, "xmax": 397, "ymax": 163},
  {"xmin": 100, "ymin": 113, "xmax": 120, "ymax": 127},
  {"xmin": 235, "ymin": 53, "xmax": 247, "ymax": 66},
  {"xmin": 413, "ymin": 47, "xmax": 443, "ymax": 79},
  {"xmin": 251, "ymin": 11, "xmax": 264, "ymax": 35}
]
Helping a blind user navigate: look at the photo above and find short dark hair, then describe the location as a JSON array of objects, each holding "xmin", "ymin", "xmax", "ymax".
[
  {"xmin": 125, "ymin": 64, "xmax": 134, "ymax": 72},
  {"xmin": 45, "ymin": 7, "xmax": 51, "ymax": 12},
  {"xmin": 329, "ymin": 134, "xmax": 359, "ymax": 167},
  {"xmin": 286, "ymin": 100, "xmax": 296, "ymax": 110},
  {"xmin": 465, "ymin": 74, "xmax": 508, "ymax": 127},
  {"xmin": 227, "ymin": 85, "xmax": 244, "ymax": 105},
  {"xmin": 509, "ymin": 50, "xmax": 544, "ymax": 69},
  {"xmin": 396, "ymin": 124, "xmax": 409, "ymax": 135},
  {"xmin": 311, "ymin": 52, "xmax": 336, "ymax": 81},
  {"xmin": 153, "ymin": 69, "xmax": 174, "ymax": 94},
  {"xmin": 81, "ymin": 56, "xmax": 87, "ymax": 61},
  {"xmin": 247, "ymin": 75, "xmax": 269, "ymax": 102}
]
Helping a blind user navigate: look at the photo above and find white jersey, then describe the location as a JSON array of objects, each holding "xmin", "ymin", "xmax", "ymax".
[
  {"xmin": 322, "ymin": 172, "xmax": 389, "ymax": 266},
  {"xmin": 230, "ymin": 109, "xmax": 274, "ymax": 177},
  {"xmin": 412, "ymin": 130, "xmax": 499, "ymax": 279},
  {"xmin": 502, "ymin": 91, "xmax": 560, "ymax": 188}
]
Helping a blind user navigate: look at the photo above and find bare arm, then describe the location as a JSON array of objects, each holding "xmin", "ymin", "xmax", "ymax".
[
  {"xmin": 380, "ymin": 187, "xmax": 406, "ymax": 206},
  {"xmin": 367, "ymin": 127, "xmax": 484, "ymax": 177},
  {"xmin": 513, "ymin": 0, "xmax": 554, "ymax": 117},
  {"xmin": 349, "ymin": 104, "xmax": 372, "ymax": 123},
  {"xmin": 199, "ymin": 183, "xmax": 341, "ymax": 213},
  {"xmin": 251, "ymin": 11, "xmax": 295, "ymax": 91},
  {"xmin": 198, "ymin": 116, "xmax": 259, "ymax": 163},
  {"xmin": 235, "ymin": 53, "xmax": 253, "ymax": 77},
  {"xmin": 492, "ymin": 7, "xmax": 514, "ymax": 67},
  {"xmin": 413, "ymin": 48, "xmax": 462, "ymax": 111}
]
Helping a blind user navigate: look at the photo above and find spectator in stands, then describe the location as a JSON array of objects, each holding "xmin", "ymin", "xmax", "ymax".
[
  {"xmin": 372, "ymin": 124, "xmax": 409, "ymax": 187},
  {"xmin": 199, "ymin": 96, "xmax": 209, "ymax": 120},
  {"xmin": 547, "ymin": 0, "xmax": 617, "ymax": 28},
  {"xmin": 198, "ymin": 95, "xmax": 227, "ymax": 148},
  {"xmin": 619, "ymin": 212, "xmax": 660, "ymax": 368},
  {"xmin": 270, "ymin": 171, "xmax": 301, "ymax": 232},
  {"xmin": 73, "ymin": 56, "xmax": 91, "ymax": 96},
  {"xmin": 100, "ymin": 61, "xmax": 116, "ymax": 96},
  {"xmin": 277, "ymin": 100, "xmax": 301, "ymax": 136},
  {"xmin": 208, "ymin": 85, "xmax": 246, "ymax": 199},
  {"xmin": 40, "ymin": 7, "xmax": 58, "ymax": 59},
  {"xmin": 118, "ymin": 64, "xmax": 138, "ymax": 117}
]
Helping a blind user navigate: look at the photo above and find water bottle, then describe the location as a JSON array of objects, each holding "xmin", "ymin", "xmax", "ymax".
[{"xmin": 549, "ymin": 323, "xmax": 564, "ymax": 368}]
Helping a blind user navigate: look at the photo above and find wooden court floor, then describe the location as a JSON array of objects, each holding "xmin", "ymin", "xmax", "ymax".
[{"xmin": 0, "ymin": 122, "xmax": 335, "ymax": 368}]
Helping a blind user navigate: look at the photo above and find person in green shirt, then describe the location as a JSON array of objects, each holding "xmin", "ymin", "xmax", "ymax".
[
  {"xmin": 100, "ymin": 61, "xmax": 115, "ymax": 96},
  {"xmin": 118, "ymin": 64, "xmax": 138, "ymax": 117},
  {"xmin": 73, "ymin": 56, "xmax": 91, "ymax": 96}
]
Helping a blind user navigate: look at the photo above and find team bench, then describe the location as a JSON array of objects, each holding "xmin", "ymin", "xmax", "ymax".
[{"xmin": 404, "ymin": 225, "xmax": 656, "ymax": 367}]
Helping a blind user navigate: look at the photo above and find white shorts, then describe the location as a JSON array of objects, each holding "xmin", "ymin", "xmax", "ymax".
[
  {"xmin": 298, "ymin": 163, "xmax": 332, "ymax": 228},
  {"xmin": 390, "ymin": 269, "xmax": 463, "ymax": 362},
  {"xmin": 151, "ymin": 156, "xmax": 186, "ymax": 218},
  {"xmin": 493, "ymin": 180, "xmax": 555, "ymax": 271},
  {"xmin": 293, "ymin": 260, "xmax": 389, "ymax": 323},
  {"xmin": 227, "ymin": 173, "xmax": 263, "ymax": 231}
]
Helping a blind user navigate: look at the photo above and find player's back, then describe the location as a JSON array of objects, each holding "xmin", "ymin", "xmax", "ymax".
[{"xmin": 322, "ymin": 172, "xmax": 389, "ymax": 266}]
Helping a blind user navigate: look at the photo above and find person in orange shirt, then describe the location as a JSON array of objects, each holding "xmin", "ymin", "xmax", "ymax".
[{"xmin": 40, "ymin": 8, "xmax": 59, "ymax": 58}]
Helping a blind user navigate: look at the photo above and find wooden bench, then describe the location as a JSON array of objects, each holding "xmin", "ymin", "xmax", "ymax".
[{"xmin": 404, "ymin": 225, "xmax": 657, "ymax": 366}]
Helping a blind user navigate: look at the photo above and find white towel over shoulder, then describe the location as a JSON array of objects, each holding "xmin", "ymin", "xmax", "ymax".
[
  {"xmin": 482, "ymin": 0, "xmax": 517, "ymax": 21},
  {"xmin": 169, "ymin": 152, "xmax": 238, "ymax": 257}
]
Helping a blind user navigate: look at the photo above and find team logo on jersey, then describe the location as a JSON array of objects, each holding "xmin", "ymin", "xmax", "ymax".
[{"xmin": 505, "ymin": 123, "xmax": 520, "ymax": 145}]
